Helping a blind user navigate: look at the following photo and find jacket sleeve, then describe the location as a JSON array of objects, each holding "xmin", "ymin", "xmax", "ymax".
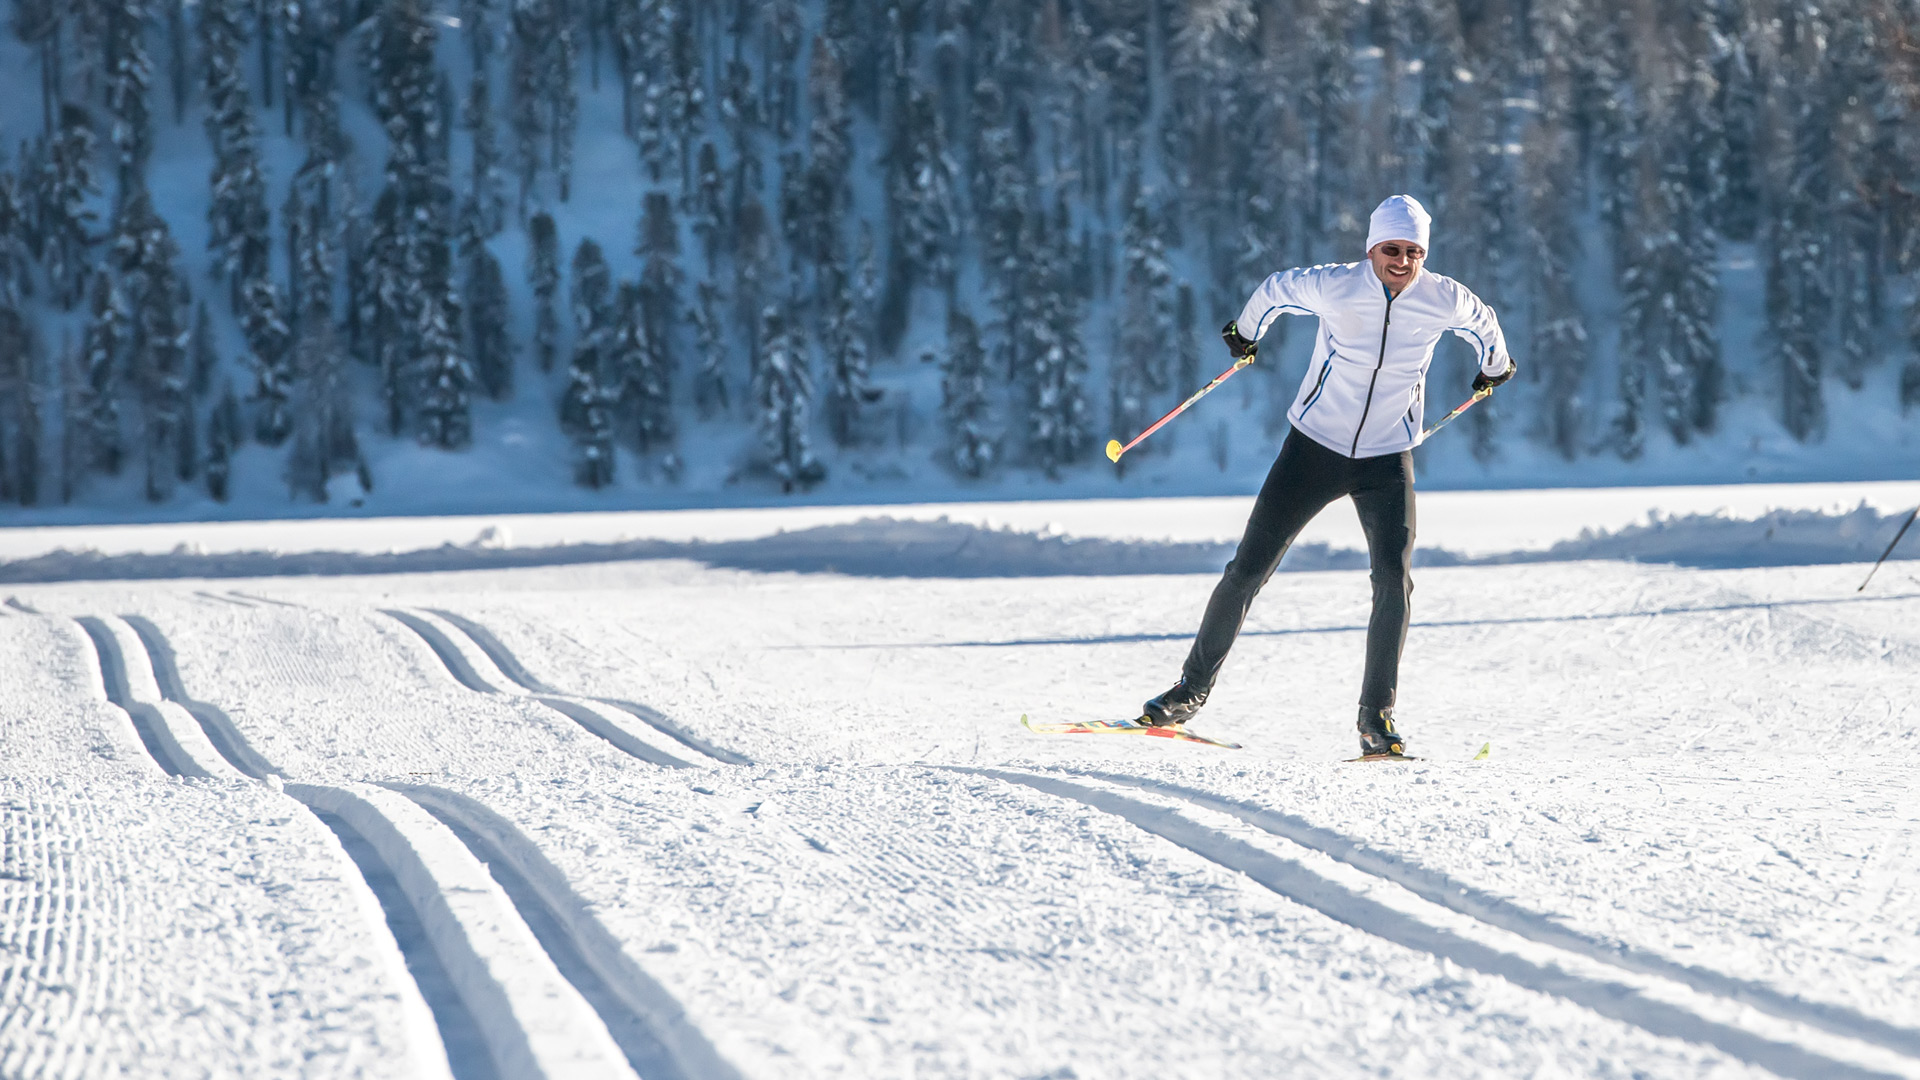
[
  {"xmin": 1449, "ymin": 283, "xmax": 1513, "ymax": 376},
  {"xmin": 1235, "ymin": 266, "xmax": 1328, "ymax": 341}
]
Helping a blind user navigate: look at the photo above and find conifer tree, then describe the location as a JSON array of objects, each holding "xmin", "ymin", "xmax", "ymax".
[
  {"xmin": 465, "ymin": 240, "xmax": 513, "ymax": 399},
  {"xmin": 528, "ymin": 211, "xmax": 561, "ymax": 371},
  {"xmin": 753, "ymin": 301, "xmax": 824, "ymax": 491},
  {"xmin": 205, "ymin": 379, "xmax": 240, "ymax": 500},
  {"xmin": 634, "ymin": 193, "xmax": 680, "ymax": 453},
  {"xmin": 201, "ymin": 0, "xmax": 273, "ymax": 310},
  {"xmin": 690, "ymin": 279, "xmax": 728, "ymax": 417},
  {"xmin": 81, "ymin": 272, "xmax": 128, "ymax": 475},
  {"xmin": 1109, "ymin": 185, "xmax": 1174, "ymax": 465},
  {"xmin": 285, "ymin": 182, "xmax": 363, "ymax": 500},
  {"xmin": 940, "ymin": 306, "xmax": 994, "ymax": 478},
  {"xmin": 110, "ymin": 188, "xmax": 190, "ymax": 500},
  {"xmin": 365, "ymin": 0, "xmax": 468, "ymax": 446},
  {"xmin": 104, "ymin": 0, "xmax": 154, "ymax": 193},
  {"xmin": 1022, "ymin": 200, "xmax": 1091, "ymax": 477},
  {"xmin": 39, "ymin": 105, "xmax": 101, "ymax": 310},
  {"xmin": 1770, "ymin": 12, "xmax": 1832, "ymax": 443},
  {"xmin": 561, "ymin": 240, "xmax": 618, "ymax": 488},
  {"xmin": 0, "ymin": 306, "xmax": 40, "ymax": 505}
]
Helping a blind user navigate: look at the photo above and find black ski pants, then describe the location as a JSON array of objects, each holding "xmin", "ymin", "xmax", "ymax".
[{"xmin": 1181, "ymin": 428, "xmax": 1416, "ymax": 711}]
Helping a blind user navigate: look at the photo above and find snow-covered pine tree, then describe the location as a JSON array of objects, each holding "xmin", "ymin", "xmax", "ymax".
[
  {"xmin": 940, "ymin": 304, "xmax": 994, "ymax": 478},
  {"xmin": 204, "ymin": 379, "xmax": 239, "ymax": 500},
  {"xmin": 879, "ymin": 81, "xmax": 958, "ymax": 353},
  {"xmin": 239, "ymin": 274, "xmax": 292, "ymax": 444},
  {"xmin": 634, "ymin": 192, "xmax": 680, "ymax": 455},
  {"xmin": 690, "ymin": 279, "xmax": 728, "ymax": 417},
  {"xmin": 528, "ymin": 211, "xmax": 561, "ymax": 371},
  {"xmin": 188, "ymin": 299, "xmax": 215, "ymax": 396},
  {"xmin": 753, "ymin": 301, "xmax": 824, "ymax": 491},
  {"xmin": 39, "ymin": 105, "xmax": 101, "ymax": 311},
  {"xmin": 366, "ymin": 0, "xmax": 469, "ymax": 445},
  {"xmin": 1769, "ymin": 8, "xmax": 1832, "ymax": 443},
  {"xmin": 81, "ymin": 272, "xmax": 128, "ymax": 475},
  {"xmin": 1521, "ymin": 2, "xmax": 1590, "ymax": 461},
  {"xmin": 110, "ymin": 187, "xmax": 190, "ymax": 500},
  {"xmin": 1021, "ymin": 198, "xmax": 1092, "ymax": 477},
  {"xmin": 615, "ymin": 279, "xmax": 671, "ymax": 455},
  {"xmin": 1827, "ymin": 10, "xmax": 1888, "ymax": 391},
  {"xmin": 692, "ymin": 141, "xmax": 725, "ymax": 270},
  {"xmin": 200, "ymin": 0, "xmax": 273, "ymax": 311},
  {"xmin": 104, "ymin": 0, "xmax": 154, "ymax": 193},
  {"xmin": 569, "ymin": 236, "xmax": 611, "ymax": 358},
  {"xmin": 0, "ymin": 167, "xmax": 30, "ymax": 307},
  {"xmin": 462, "ymin": 2, "xmax": 508, "ymax": 240},
  {"xmin": 465, "ymin": 240, "xmax": 513, "ymax": 399},
  {"xmin": 509, "ymin": 0, "xmax": 577, "ymax": 202},
  {"xmin": 560, "ymin": 240, "xmax": 618, "ymax": 487},
  {"xmin": 284, "ymin": 182, "xmax": 362, "ymax": 501},
  {"xmin": 734, "ymin": 198, "xmax": 775, "ymax": 362},
  {"xmin": 1708, "ymin": 0, "xmax": 1762, "ymax": 242},
  {"xmin": 1108, "ymin": 183, "xmax": 1174, "ymax": 468},
  {"xmin": 766, "ymin": 0, "xmax": 804, "ymax": 141},
  {"xmin": 0, "ymin": 305, "xmax": 39, "ymax": 505}
]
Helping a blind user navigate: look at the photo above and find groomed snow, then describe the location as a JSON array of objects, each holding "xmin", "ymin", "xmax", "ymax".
[{"xmin": 3, "ymin": 489, "xmax": 1919, "ymax": 1078}]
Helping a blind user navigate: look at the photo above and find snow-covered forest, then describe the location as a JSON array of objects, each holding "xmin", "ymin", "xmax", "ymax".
[{"xmin": 0, "ymin": 0, "xmax": 1917, "ymax": 513}]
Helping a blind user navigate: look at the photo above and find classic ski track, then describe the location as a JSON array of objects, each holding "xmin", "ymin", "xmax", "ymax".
[
  {"xmin": 956, "ymin": 766, "xmax": 1909, "ymax": 1080},
  {"xmin": 380, "ymin": 606, "xmax": 749, "ymax": 768},
  {"xmin": 392, "ymin": 782, "xmax": 745, "ymax": 1080},
  {"xmin": 114, "ymin": 612, "xmax": 732, "ymax": 1080},
  {"xmin": 1068, "ymin": 766, "xmax": 1920, "ymax": 1062},
  {"xmin": 419, "ymin": 606, "xmax": 754, "ymax": 766}
]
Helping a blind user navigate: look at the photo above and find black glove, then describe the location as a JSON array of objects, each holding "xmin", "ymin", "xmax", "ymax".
[
  {"xmin": 1221, "ymin": 320, "xmax": 1258, "ymax": 361},
  {"xmin": 1473, "ymin": 357, "xmax": 1517, "ymax": 393}
]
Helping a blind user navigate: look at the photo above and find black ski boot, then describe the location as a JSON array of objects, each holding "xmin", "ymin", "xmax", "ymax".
[
  {"xmin": 1357, "ymin": 706, "xmax": 1408, "ymax": 757},
  {"xmin": 1142, "ymin": 680, "xmax": 1208, "ymax": 727}
]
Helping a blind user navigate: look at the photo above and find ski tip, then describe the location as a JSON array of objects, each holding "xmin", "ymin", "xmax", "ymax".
[
  {"xmin": 1473, "ymin": 741, "xmax": 1490, "ymax": 761},
  {"xmin": 1105, "ymin": 439, "xmax": 1123, "ymax": 462}
]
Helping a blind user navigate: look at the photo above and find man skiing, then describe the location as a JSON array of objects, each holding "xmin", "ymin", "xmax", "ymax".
[{"xmin": 1141, "ymin": 195, "xmax": 1515, "ymax": 758}]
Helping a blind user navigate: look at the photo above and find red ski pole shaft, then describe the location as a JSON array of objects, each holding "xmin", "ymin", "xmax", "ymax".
[
  {"xmin": 1419, "ymin": 385, "xmax": 1495, "ymax": 441},
  {"xmin": 1859, "ymin": 502, "xmax": 1920, "ymax": 591},
  {"xmin": 1106, "ymin": 355, "xmax": 1256, "ymax": 463}
]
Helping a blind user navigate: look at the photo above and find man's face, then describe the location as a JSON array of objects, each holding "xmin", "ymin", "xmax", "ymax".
[{"xmin": 1368, "ymin": 240, "xmax": 1426, "ymax": 293}]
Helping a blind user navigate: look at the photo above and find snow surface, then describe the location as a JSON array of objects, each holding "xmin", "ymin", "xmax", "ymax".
[{"xmin": 3, "ymin": 490, "xmax": 1920, "ymax": 1078}]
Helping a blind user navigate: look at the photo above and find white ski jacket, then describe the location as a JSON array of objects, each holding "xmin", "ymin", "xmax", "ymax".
[{"xmin": 1236, "ymin": 261, "xmax": 1512, "ymax": 459}]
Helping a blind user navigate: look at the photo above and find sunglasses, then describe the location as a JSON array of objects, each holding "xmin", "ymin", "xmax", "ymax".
[{"xmin": 1376, "ymin": 243, "xmax": 1426, "ymax": 260}]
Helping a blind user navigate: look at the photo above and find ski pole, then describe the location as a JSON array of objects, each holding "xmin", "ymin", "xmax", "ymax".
[
  {"xmin": 1858, "ymin": 501, "xmax": 1920, "ymax": 591},
  {"xmin": 1106, "ymin": 355, "xmax": 1256, "ymax": 463},
  {"xmin": 1419, "ymin": 385, "xmax": 1494, "ymax": 441}
]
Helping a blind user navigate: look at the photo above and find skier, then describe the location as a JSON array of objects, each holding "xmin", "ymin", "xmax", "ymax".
[{"xmin": 1141, "ymin": 195, "xmax": 1515, "ymax": 757}]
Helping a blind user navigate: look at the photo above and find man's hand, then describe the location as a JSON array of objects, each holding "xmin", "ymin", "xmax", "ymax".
[
  {"xmin": 1473, "ymin": 357, "xmax": 1517, "ymax": 393},
  {"xmin": 1222, "ymin": 320, "xmax": 1258, "ymax": 361}
]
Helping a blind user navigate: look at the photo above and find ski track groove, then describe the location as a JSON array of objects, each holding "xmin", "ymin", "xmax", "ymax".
[
  {"xmin": 395, "ymin": 783, "xmax": 745, "ymax": 1080},
  {"xmin": 382, "ymin": 607, "xmax": 749, "ymax": 768},
  {"xmin": 74, "ymin": 616, "xmax": 193, "ymax": 779},
  {"xmin": 120, "ymin": 615, "xmax": 278, "ymax": 781},
  {"xmin": 1069, "ymin": 767, "xmax": 1920, "ymax": 1062},
  {"xmin": 117, "ymin": 611, "xmax": 732, "ymax": 1080},
  {"xmin": 419, "ymin": 606, "xmax": 753, "ymax": 766},
  {"xmin": 959, "ymin": 766, "xmax": 1905, "ymax": 1080}
]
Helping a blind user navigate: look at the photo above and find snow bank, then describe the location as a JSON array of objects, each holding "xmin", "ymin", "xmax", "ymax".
[{"xmin": 2, "ymin": 505, "xmax": 1913, "ymax": 583}]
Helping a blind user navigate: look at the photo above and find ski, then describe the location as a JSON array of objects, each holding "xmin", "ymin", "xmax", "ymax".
[
  {"xmin": 1020, "ymin": 713, "xmax": 1242, "ymax": 750},
  {"xmin": 1345, "ymin": 753, "xmax": 1423, "ymax": 763}
]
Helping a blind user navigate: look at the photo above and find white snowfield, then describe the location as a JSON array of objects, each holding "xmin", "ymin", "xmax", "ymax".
[{"xmin": 2, "ymin": 496, "xmax": 1919, "ymax": 1078}]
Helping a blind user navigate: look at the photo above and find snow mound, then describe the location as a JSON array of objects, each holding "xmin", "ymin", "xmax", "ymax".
[{"xmin": 2, "ymin": 505, "xmax": 1913, "ymax": 583}]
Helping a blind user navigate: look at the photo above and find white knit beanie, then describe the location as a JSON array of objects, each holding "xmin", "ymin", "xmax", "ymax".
[{"xmin": 1365, "ymin": 195, "xmax": 1432, "ymax": 253}]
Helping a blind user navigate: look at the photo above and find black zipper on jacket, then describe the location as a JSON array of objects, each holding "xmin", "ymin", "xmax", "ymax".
[{"xmin": 1351, "ymin": 289, "xmax": 1395, "ymax": 456}]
